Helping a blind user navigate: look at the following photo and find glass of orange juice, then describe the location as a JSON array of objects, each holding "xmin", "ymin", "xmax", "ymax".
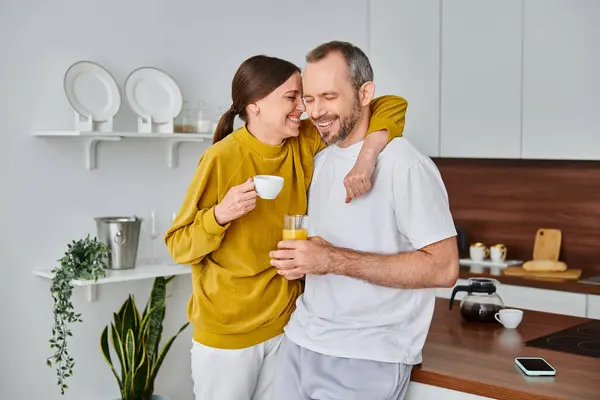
[{"xmin": 282, "ymin": 214, "xmax": 308, "ymax": 240}]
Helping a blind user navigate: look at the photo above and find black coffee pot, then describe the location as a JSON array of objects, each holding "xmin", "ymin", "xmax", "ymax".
[{"xmin": 449, "ymin": 278, "xmax": 505, "ymax": 323}]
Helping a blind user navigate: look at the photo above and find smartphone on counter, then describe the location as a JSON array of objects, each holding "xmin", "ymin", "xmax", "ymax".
[{"xmin": 515, "ymin": 357, "xmax": 556, "ymax": 376}]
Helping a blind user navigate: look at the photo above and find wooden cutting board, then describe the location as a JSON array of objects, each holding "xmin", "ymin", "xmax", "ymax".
[
  {"xmin": 503, "ymin": 266, "xmax": 582, "ymax": 280},
  {"xmin": 532, "ymin": 228, "xmax": 562, "ymax": 261}
]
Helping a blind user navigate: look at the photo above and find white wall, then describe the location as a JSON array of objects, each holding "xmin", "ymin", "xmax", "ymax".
[{"xmin": 0, "ymin": 0, "xmax": 370, "ymax": 398}]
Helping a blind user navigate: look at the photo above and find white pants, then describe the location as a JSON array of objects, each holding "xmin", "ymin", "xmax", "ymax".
[{"xmin": 191, "ymin": 334, "xmax": 284, "ymax": 400}]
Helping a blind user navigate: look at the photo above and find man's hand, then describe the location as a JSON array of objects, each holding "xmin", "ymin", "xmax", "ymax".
[{"xmin": 270, "ymin": 236, "xmax": 334, "ymax": 280}]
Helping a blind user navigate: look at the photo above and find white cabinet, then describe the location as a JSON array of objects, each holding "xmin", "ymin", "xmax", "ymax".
[
  {"xmin": 371, "ymin": 0, "xmax": 600, "ymax": 161},
  {"xmin": 439, "ymin": 0, "xmax": 522, "ymax": 159},
  {"xmin": 498, "ymin": 284, "xmax": 587, "ymax": 317},
  {"xmin": 588, "ymin": 295, "xmax": 600, "ymax": 319},
  {"xmin": 437, "ymin": 279, "xmax": 588, "ymax": 317},
  {"xmin": 521, "ymin": 1, "xmax": 600, "ymax": 160},
  {"xmin": 369, "ymin": 0, "xmax": 441, "ymax": 157}
]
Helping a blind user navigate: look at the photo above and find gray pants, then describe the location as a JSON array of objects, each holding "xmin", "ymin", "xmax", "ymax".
[{"xmin": 273, "ymin": 335, "xmax": 412, "ymax": 400}]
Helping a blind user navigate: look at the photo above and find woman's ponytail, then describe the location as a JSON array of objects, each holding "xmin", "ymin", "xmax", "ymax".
[{"xmin": 212, "ymin": 106, "xmax": 237, "ymax": 144}]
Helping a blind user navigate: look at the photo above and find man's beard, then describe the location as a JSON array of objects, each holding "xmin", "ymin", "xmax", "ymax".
[{"xmin": 319, "ymin": 96, "xmax": 362, "ymax": 145}]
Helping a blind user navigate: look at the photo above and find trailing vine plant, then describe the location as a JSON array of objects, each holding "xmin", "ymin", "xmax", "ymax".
[{"xmin": 46, "ymin": 234, "xmax": 109, "ymax": 394}]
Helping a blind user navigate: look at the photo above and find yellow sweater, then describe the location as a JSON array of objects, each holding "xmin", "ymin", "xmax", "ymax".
[{"xmin": 165, "ymin": 95, "xmax": 408, "ymax": 349}]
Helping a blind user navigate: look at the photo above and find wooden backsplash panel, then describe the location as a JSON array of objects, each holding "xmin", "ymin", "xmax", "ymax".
[{"xmin": 433, "ymin": 158, "xmax": 600, "ymax": 275}]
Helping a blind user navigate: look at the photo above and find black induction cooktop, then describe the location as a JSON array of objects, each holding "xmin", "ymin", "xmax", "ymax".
[{"xmin": 525, "ymin": 320, "xmax": 600, "ymax": 359}]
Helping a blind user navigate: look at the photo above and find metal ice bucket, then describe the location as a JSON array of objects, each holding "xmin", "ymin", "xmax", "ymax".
[{"xmin": 94, "ymin": 216, "xmax": 143, "ymax": 270}]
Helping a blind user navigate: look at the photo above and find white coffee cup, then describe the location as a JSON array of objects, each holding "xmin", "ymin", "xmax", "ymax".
[
  {"xmin": 490, "ymin": 244, "xmax": 507, "ymax": 262},
  {"xmin": 469, "ymin": 242, "xmax": 489, "ymax": 261},
  {"xmin": 253, "ymin": 175, "xmax": 284, "ymax": 200},
  {"xmin": 495, "ymin": 309, "xmax": 523, "ymax": 329}
]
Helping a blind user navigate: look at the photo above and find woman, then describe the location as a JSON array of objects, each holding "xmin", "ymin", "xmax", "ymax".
[{"xmin": 164, "ymin": 54, "xmax": 406, "ymax": 400}]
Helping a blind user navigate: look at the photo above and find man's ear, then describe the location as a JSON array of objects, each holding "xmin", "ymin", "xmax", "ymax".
[{"xmin": 358, "ymin": 81, "xmax": 375, "ymax": 106}]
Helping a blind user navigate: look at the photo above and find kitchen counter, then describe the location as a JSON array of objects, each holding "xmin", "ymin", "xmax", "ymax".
[
  {"xmin": 458, "ymin": 269, "xmax": 600, "ymax": 296},
  {"xmin": 411, "ymin": 298, "xmax": 600, "ymax": 400}
]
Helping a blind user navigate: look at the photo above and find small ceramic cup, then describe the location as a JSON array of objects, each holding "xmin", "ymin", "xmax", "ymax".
[
  {"xmin": 491, "ymin": 244, "xmax": 507, "ymax": 262},
  {"xmin": 253, "ymin": 175, "xmax": 284, "ymax": 199},
  {"xmin": 495, "ymin": 309, "xmax": 523, "ymax": 329},
  {"xmin": 469, "ymin": 242, "xmax": 489, "ymax": 261}
]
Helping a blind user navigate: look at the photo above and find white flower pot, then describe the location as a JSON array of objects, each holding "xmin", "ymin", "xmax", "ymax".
[{"xmin": 114, "ymin": 396, "xmax": 170, "ymax": 400}]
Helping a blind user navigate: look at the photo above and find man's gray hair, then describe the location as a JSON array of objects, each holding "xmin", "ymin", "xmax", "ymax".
[{"xmin": 306, "ymin": 40, "xmax": 374, "ymax": 91}]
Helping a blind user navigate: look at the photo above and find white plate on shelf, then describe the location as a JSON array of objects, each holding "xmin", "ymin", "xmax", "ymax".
[
  {"xmin": 124, "ymin": 67, "xmax": 183, "ymax": 123},
  {"xmin": 63, "ymin": 61, "xmax": 121, "ymax": 121},
  {"xmin": 459, "ymin": 258, "xmax": 522, "ymax": 269}
]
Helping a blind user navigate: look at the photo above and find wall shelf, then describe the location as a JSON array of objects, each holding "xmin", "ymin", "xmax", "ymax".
[
  {"xmin": 32, "ymin": 130, "xmax": 213, "ymax": 169},
  {"xmin": 34, "ymin": 262, "xmax": 191, "ymax": 302}
]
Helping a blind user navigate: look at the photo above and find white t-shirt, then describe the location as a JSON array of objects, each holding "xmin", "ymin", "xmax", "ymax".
[{"xmin": 283, "ymin": 137, "xmax": 457, "ymax": 364}]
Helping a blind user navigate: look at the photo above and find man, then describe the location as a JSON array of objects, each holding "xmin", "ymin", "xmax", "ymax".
[{"xmin": 270, "ymin": 41, "xmax": 459, "ymax": 399}]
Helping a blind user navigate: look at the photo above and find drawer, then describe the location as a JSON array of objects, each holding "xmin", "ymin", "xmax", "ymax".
[
  {"xmin": 498, "ymin": 284, "xmax": 587, "ymax": 317},
  {"xmin": 587, "ymin": 294, "xmax": 600, "ymax": 319}
]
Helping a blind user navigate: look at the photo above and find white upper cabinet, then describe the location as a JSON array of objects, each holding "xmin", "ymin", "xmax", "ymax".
[
  {"xmin": 369, "ymin": 0, "xmax": 442, "ymax": 157},
  {"xmin": 521, "ymin": 0, "xmax": 600, "ymax": 160},
  {"xmin": 370, "ymin": 0, "xmax": 598, "ymax": 161},
  {"xmin": 440, "ymin": 0, "xmax": 523, "ymax": 158}
]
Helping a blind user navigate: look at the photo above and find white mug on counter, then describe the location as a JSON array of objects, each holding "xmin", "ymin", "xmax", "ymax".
[
  {"xmin": 469, "ymin": 242, "xmax": 489, "ymax": 261},
  {"xmin": 495, "ymin": 309, "xmax": 523, "ymax": 329},
  {"xmin": 491, "ymin": 244, "xmax": 507, "ymax": 262}
]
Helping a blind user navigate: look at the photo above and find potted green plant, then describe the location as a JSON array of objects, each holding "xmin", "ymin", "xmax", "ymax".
[
  {"xmin": 101, "ymin": 276, "xmax": 190, "ymax": 400},
  {"xmin": 46, "ymin": 234, "xmax": 110, "ymax": 395}
]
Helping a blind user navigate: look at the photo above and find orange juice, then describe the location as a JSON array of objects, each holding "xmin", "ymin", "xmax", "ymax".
[{"xmin": 282, "ymin": 228, "xmax": 308, "ymax": 240}]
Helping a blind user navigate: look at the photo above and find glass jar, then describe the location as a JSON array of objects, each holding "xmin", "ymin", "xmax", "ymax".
[
  {"xmin": 174, "ymin": 101, "xmax": 198, "ymax": 133},
  {"xmin": 195, "ymin": 100, "xmax": 212, "ymax": 134}
]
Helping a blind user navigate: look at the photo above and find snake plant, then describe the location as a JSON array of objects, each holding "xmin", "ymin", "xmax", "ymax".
[{"xmin": 100, "ymin": 276, "xmax": 189, "ymax": 400}]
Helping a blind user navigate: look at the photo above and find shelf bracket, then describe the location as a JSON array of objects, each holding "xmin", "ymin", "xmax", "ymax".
[
  {"xmin": 86, "ymin": 284, "xmax": 98, "ymax": 302},
  {"xmin": 167, "ymin": 138, "xmax": 206, "ymax": 168},
  {"xmin": 84, "ymin": 136, "xmax": 121, "ymax": 170}
]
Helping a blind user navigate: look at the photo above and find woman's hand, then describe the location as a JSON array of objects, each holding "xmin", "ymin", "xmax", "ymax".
[
  {"xmin": 214, "ymin": 178, "xmax": 257, "ymax": 225},
  {"xmin": 343, "ymin": 155, "xmax": 375, "ymax": 203},
  {"xmin": 343, "ymin": 129, "xmax": 388, "ymax": 203}
]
